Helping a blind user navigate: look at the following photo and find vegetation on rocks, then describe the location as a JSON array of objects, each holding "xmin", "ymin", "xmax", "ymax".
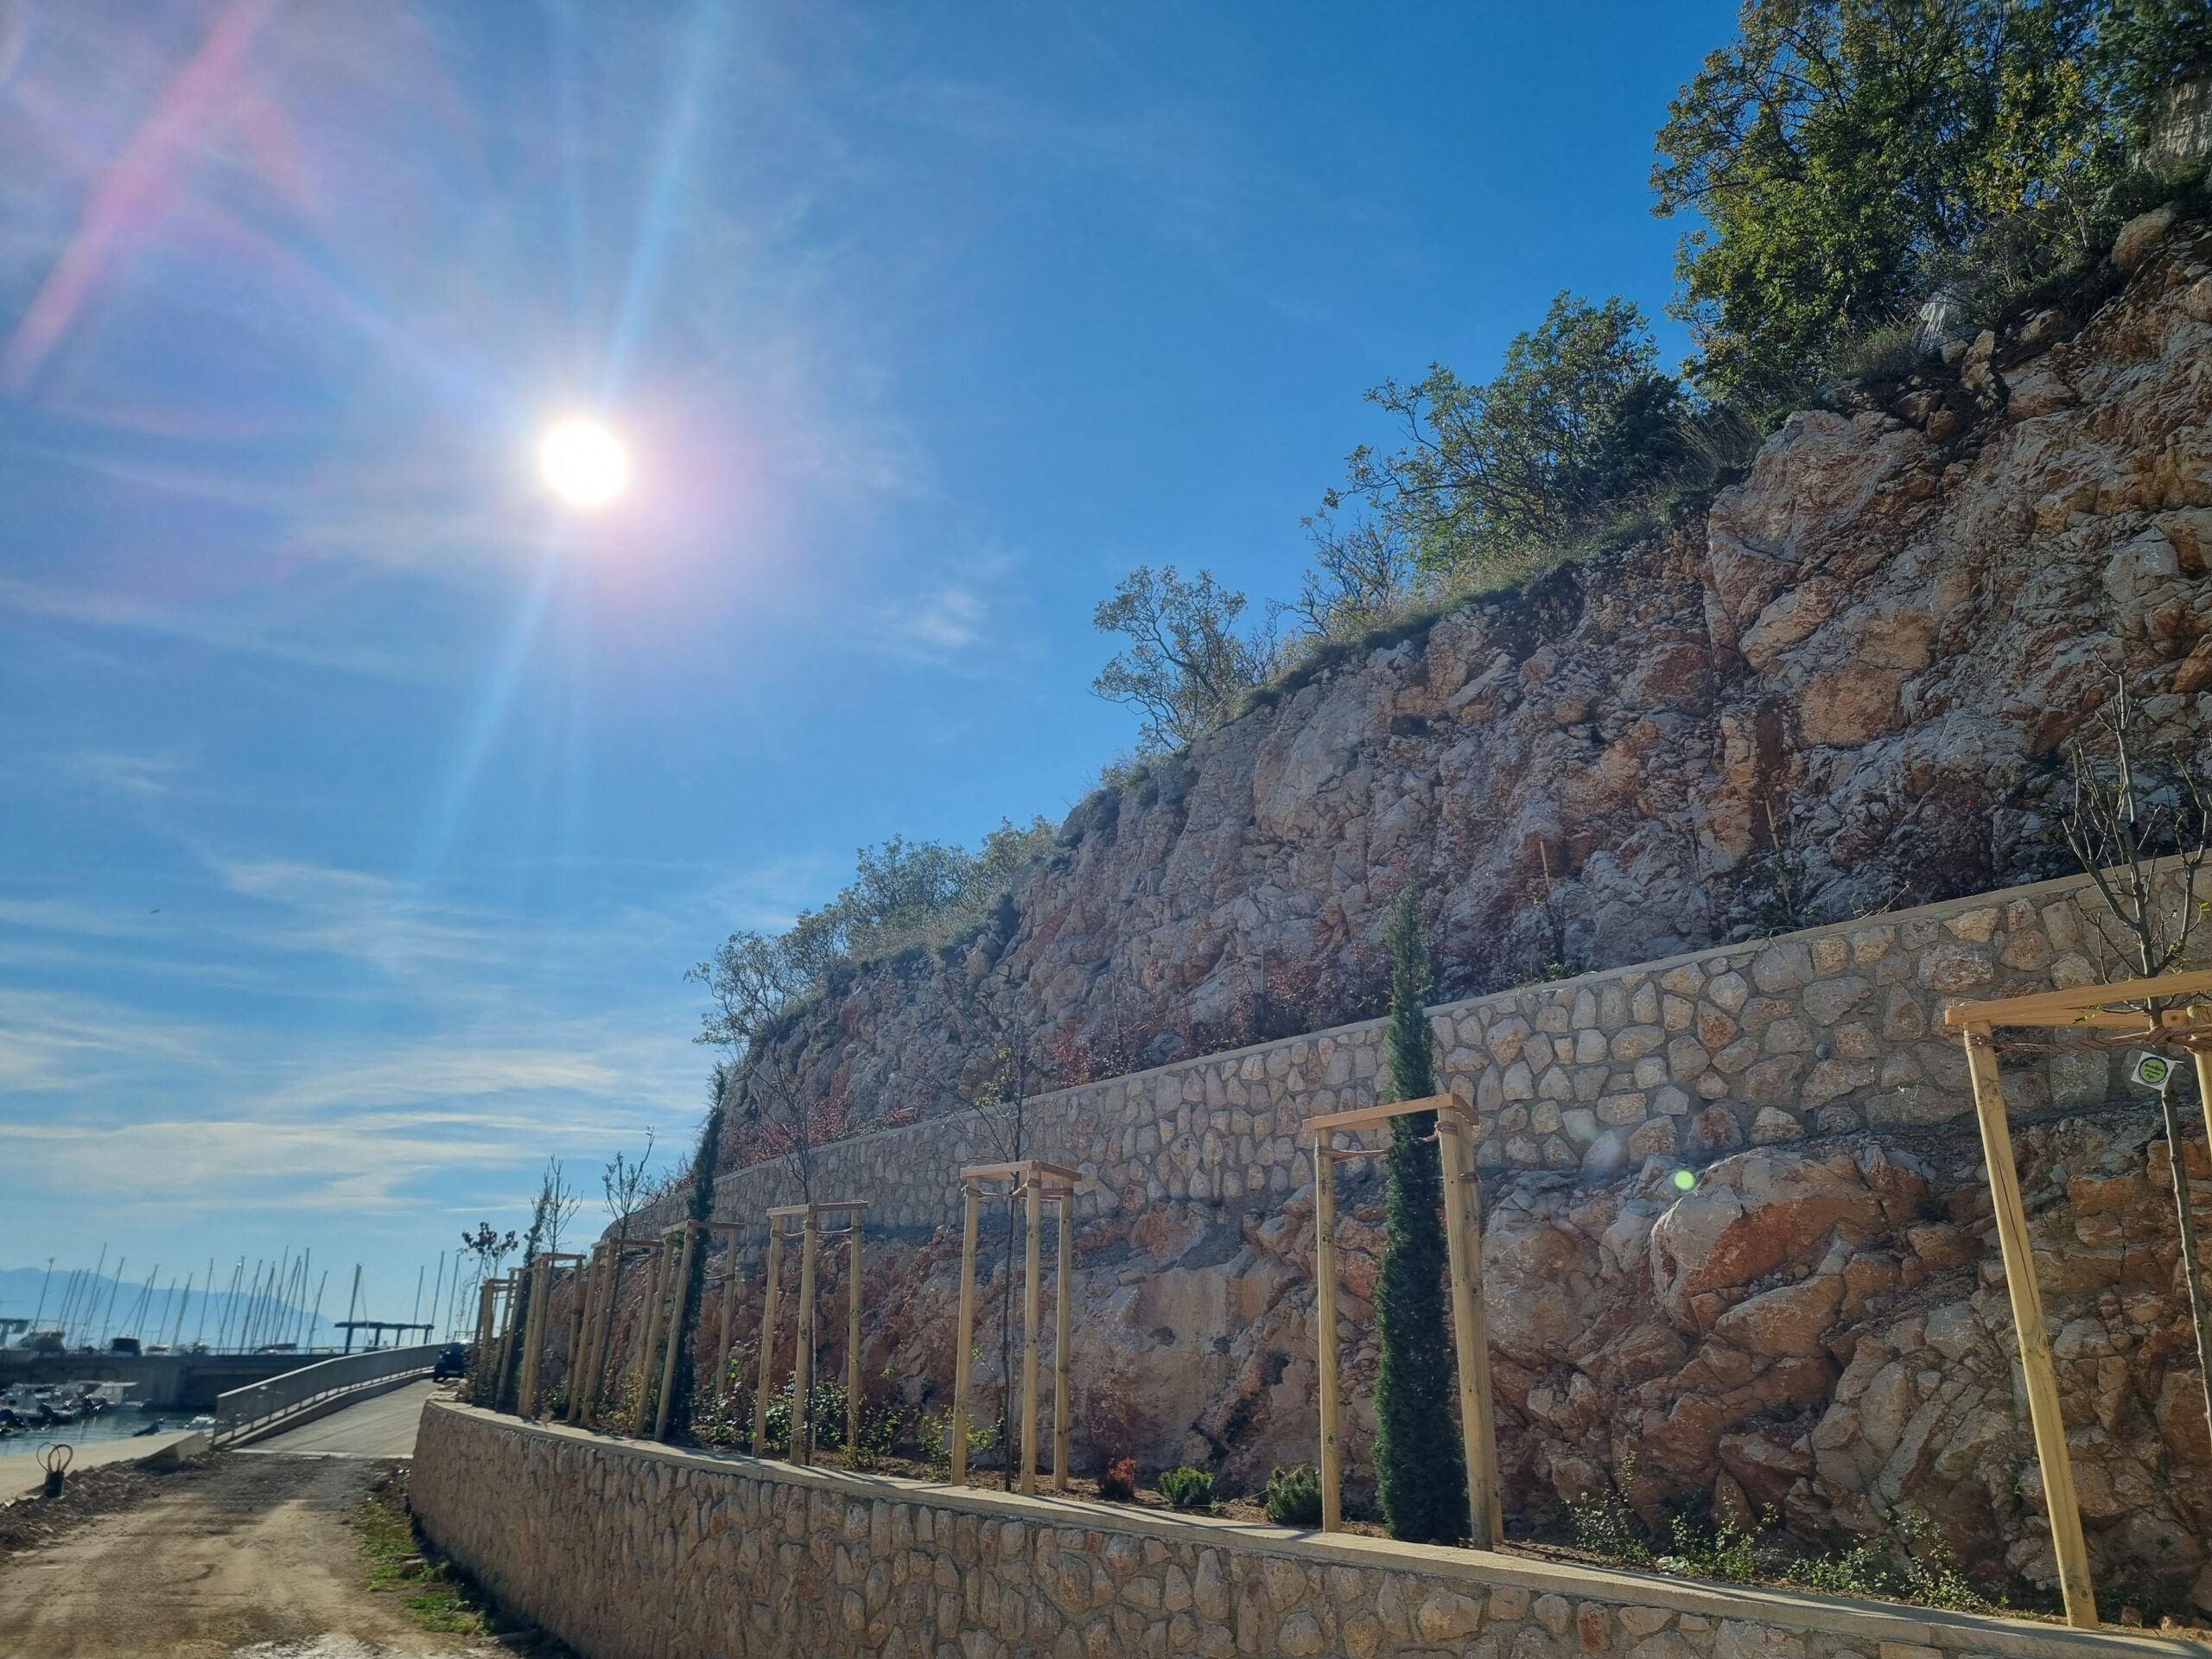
[{"xmin": 684, "ymin": 0, "xmax": 2212, "ymax": 1159}]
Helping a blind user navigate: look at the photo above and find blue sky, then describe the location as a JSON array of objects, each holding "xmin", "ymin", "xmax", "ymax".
[{"xmin": 0, "ymin": 0, "xmax": 1736, "ymax": 1325}]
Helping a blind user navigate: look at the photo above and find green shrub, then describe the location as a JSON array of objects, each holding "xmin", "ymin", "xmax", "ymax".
[
  {"xmin": 1565, "ymin": 1466, "xmax": 1653, "ymax": 1567},
  {"xmin": 1263, "ymin": 1465, "xmax": 1325, "ymax": 1527},
  {"xmin": 1155, "ymin": 1466, "xmax": 1216, "ymax": 1510},
  {"xmin": 914, "ymin": 1404, "xmax": 997, "ymax": 1474}
]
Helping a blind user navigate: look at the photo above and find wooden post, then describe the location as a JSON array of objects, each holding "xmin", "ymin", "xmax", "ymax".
[
  {"xmin": 492, "ymin": 1274, "xmax": 524, "ymax": 1408},
  {"xmin": 631, "ymin": 1242, "xmax": 674, "ymax": 1436},
  {"xmin": 1313, "ymin": 1140, "xmax": 1343, "ymax": 1532},
  {"xmin": 582, "ymin": 1243, "xmax": 628, "ymax": 1424},
  {"xmin": 653, "ymin": 1224, "xmax": 700, "ymax": 1441},
  {"xmin": 517, "ymin": 1258, "xmax": 554, "ymax": 1416},
  {"xmin": 575, "ymin": 1248, "xmax": 613, "ymax": 1424},
  {"xmin": 1437, "ymin": 1114, "xmax": 1502, "ymax": 1547},
  {"xmin": 715, "ymin": 1262, "xmax": 738, "ymax": 1414},
  {"xmin": 562, "ymin": 1255, "xmax": 591, "ymax": 1421},
  {"xmin": 950, "ymin": 1181, "xmax": 981, "ymax": 1483},
  {"xmin": 1020, "ymin": 1174, "xmax": 1044, "ymax": 1495},
  {"xmin": 846, "ymin": 1218, "xmax": 864, "ymax": 1455},
  {"xmin": 753, "ymin": 1224, "xmax": 784, "ymax": 1454},
  {"xmin": 2191, "ymin": 1007, "xmax": 2212, "ymax": 1155},
  {"xmin": 1052, "ymin": 1193, "xmax": 1072, "ymax": 1493},
  {"xmin": 793, "ymin": 1211, "xmax": 820, "ymax": 1466},
  {"xmin": 1961, "ymin": 1021, "xmax": 2096, "ymax": 1627},
  {"xmin": 588, "ymin": 1244, "xmax": 635, "ymax": 1425}
]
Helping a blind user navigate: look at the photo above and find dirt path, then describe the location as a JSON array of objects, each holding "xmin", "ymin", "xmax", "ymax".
[{"xmin": 0, "ymin": 1454, "xmax": 493, "ymax": 1659}]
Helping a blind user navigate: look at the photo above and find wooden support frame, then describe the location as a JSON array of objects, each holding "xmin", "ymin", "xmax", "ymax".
[
  {"xmin": 950, "ymin": 1161, "xmax": 1080, "ymax": 1495},
  {"xmin": 714, "ymin": 1266, "xmax": 741, "ymax": 1411},
  {"xmin": 560, "ymin": 1252, "xmax": 591, "ymax": 1417},
  {"xmin": 472, "ymin": 1274, "xmax": 513, "ymax": 1403},
  {"xmin": 752, "ymin": 1223, "xmax": 783, "ymax": 1453},
  {"xmin": 574, "ymin": 1237, "xmax": 658, "ymax": 1427},
  {"xmin": 1308, "ymin": 1094, "xmax": 1501, "ymax": 1547},
  {"xmin": 627, "ymin": 1219, "xmax": 750, "ymax": 1442},
  {"xmin": 565, "ymin": 1243, "xmax": 604, "ymax": 1426},
  {"xmin": 629, "ymin": 1232, "xmax": 682, "ymax": 1435},
  {"xmin": 517, "ymin": 1252, "xmax": 582, "ymax": 1418},
  {"xmin": 491, "ymin": 1274, "xmax": 525, "ymax": 1408},
  {"xmin": 652, "ymin": 1227, "xmax": 701, "ymax": 1440},
  {"xmin": 1937, "ymin": 976, "xmax": 2212, "ymax": 1630},
  {"xmin": 760, "ymin": 1201, "xmax": 868, "ymax": 1465}
]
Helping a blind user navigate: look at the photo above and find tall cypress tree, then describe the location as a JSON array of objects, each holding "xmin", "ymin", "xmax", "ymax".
[
  {"xmin": 1372, "ymin": 887, "xmax": 1469, "ymax": 1543},
  {"xmin": 664, "ymin": 1078, "xmax": 727, "ymax": 1440}
]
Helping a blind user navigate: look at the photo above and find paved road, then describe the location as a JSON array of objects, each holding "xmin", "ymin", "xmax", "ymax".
[{"xmin": 241, "ymin": 1379, "xmax": 442, "ymax": 1459}]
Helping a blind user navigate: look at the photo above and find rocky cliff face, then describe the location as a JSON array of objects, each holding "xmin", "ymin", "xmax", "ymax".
[
  {"xmin": 736, "ymin": 213, "xmax": 2212, "ymax": 1141},
  {"xmin": 575, "ymin": 213, "xmax": 2212, "ymax": 1618},
  {"xmin": 834, "ymin": 1114, "xmax": 2212, "ymax": 1615}
]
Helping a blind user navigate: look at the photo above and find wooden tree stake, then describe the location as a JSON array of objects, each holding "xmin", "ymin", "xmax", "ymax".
[
  {"xmin": 1313, "ymin": 1141, "xmax": 1343, "ymax": 1532},
  {"xmin": 492, "ymin": 1275, "xmax": 523, "ymax": 1408},
  {"xmin": 792, "ymin": 1211, "xmax": 820, "ymax": 1466},
  {"xmin": 847, "ymin": 1219, "xmax": 864, "ymax": 1454},
  {"xmin": 564, "ymin": 1249, "xmax": 597, "ymax": 1425},
  {"xmin": 561, "ymin": 1255, "xmax": 591, "ymax": 1419},
  {"xmin": 653, "ymin": 1224, "xmax": 700, "ymax": 1441},
  {"xmin": 715, "ymin": 1263, "xmax": 738, "ymax": 1414},
  {"xmin": 1052, "ymin": 1191, "xmax": 1072, "ymax": 1493},
  {"xmin": 950, "ymin": 1181, "xmax": 981, "ymax": 1483},
  {"xmin": 1020, "ymin": 1174, "xmax": 1044, "ymax": 1494},
  {"xmin": 1961, "ymin": 1021, "xmax": 2096, "ymax": 1627},
  {"xmin": 753, "ymin": 1224, "xmax": 784, "ymax": 1455},
  {"xmin": 1437, "ymin": 1115, "xmax": 1501, "ymax": 1546},
  {"xmin": 628, "ymin": 1241, "xmax": 674, "ymax": 1436},
  {"xmin": 1308, "ymin": 1095, "xmax": 1500, "ymax": 1541},
  {"xmin": 950, "ymin": 1163, "xmax": 1076, "ymax": 1491}
]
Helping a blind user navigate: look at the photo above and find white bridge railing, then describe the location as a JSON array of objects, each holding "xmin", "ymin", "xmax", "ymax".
[{"xmin": 213, "ymin": 1343, "xmax": 443, "ymax": 1446}]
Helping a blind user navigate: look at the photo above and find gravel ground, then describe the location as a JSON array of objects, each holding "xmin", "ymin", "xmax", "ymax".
[{"xmin": 0, "ymin": 1452, "xmax": 498, "ymax": 1659}]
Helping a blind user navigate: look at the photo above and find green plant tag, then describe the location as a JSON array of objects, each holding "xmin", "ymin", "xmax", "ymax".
[{"xmin": 2132, "ymin": 1052, "xmax": 2175, "ymax": 1090}]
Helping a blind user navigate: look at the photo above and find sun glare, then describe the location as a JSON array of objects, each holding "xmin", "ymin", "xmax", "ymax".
[{"xmin": 538, "ymin": 417, "xmax": 630, "ymax": 508}]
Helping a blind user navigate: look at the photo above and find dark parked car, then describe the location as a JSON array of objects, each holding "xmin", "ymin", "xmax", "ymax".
[{"xmin": 431, "ymin": 1343, "xmax": 469, "ymax": 1381}]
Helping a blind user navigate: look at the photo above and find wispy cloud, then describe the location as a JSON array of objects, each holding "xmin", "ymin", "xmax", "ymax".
[
  {"xmin": 0, "ymin": 575, "xmax": 423, "ymax": 680},
  {"xmin": 873, "ymin": 585, "xmax": 988, "ymax": 662}
]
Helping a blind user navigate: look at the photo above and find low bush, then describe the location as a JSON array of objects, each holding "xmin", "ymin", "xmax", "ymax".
[
  {"xmin": 1263, "ymin": 1464, "xmax": 1325, "ymax": 1527},
  {"xmin": 1156, "ymin": 1465, "xmax": 1215, "ymax": 1510},
  {"xmin": 1097, "ymin": 1457, "xmax": 1139, "ymax": 1503},
  {"xmin": 914, "ymin": 1405, "xmax": 997, "ymax": 1474}
]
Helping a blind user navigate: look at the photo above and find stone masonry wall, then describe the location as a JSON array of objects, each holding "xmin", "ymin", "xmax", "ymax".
[
  {"xmin": 652, "ymin": 866, "xmax": 2185, "ymax": 1232},
  {"xmin": 586, "ymin": 866, "xmax": 2212, "ymax": 1614},
  {"xmin": 412, "ymin": 1401, "xmax": 2209, "ymax": 1659}
]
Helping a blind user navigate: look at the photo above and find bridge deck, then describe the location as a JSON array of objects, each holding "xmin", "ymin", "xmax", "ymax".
[{"xmin": 238, "ymin": 1378, "xmax": 440, "ymax": 1459}]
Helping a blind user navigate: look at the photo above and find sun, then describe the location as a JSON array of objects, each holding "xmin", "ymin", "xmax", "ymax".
[{"xmin": 538, "ymin": 417, "xmax": 630, "ymax": 508}]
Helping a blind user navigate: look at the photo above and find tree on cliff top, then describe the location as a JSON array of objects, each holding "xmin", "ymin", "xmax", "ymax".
[
  {"xmin": 1373, "ymin": 887, "xmax": 1470, "ymax": 1543},
  {"xmin": 1652, "ymin": 0, "xmax": 2117, "ymax": 410},
  {"xmin": 1091, "ymin": 565, "xmax": 1276, "ymax": 753},
  {"xmin": 1321, "ymin": 294, "xmax": 1684, "ymax": 588}
]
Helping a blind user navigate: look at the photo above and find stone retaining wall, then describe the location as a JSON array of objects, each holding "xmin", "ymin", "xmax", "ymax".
[
  {"xmin": 411, "ymin": 1402, "xmax": 2206, "ymax": 1659},
  {"xmin": 654, "ymin": 866, "xmax": 2194, "ymax": 1236}
]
